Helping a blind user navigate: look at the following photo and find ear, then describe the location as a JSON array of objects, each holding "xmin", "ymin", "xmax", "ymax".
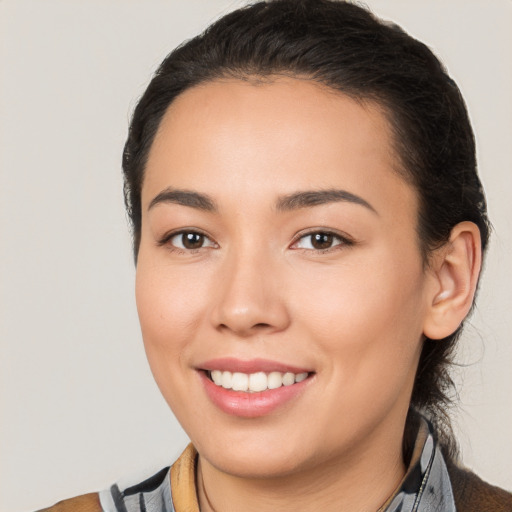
[{"xmin": 423, "ymin": 221, "xmax": 482, "ymax": 340}]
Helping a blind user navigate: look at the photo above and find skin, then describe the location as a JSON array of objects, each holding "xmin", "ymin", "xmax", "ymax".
[{"xmin": 135, "ymin": 78, "xmax": 480, "ymax": 511}]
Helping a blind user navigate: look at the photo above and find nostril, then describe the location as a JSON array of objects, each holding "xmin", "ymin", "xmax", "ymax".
[
  {"xmin": 253, "ymin": 323, "xmax": 272, "ymax": 329},
  {"xmin": 218, "ymin": 322, "xmax": 272, "ymax": 332}
]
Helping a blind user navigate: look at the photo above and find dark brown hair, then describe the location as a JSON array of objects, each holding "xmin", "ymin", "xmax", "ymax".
[{"xmin": 122, "ymin": 0, "xmax": 490, "ymax": 458}]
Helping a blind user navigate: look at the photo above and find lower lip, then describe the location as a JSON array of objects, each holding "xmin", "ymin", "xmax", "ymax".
[{"xmin": 200, "ymin": 372, "xmax": 312, "ymax": 418}]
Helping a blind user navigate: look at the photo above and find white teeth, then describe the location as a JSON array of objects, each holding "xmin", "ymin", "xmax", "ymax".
[
  {"xmin": 249, "ymin": 372, "xmax": 268, "ymax": 392},
  {"xmin": 267, "ymin": 371, "xmax": 283, "ymax": 389},
  {"xmin": 221, "ymin": 371, "xmax": 232, "ymax": 389},
  {"xmin": 282, "ymin": 372, "xmax": 295, "ymax": 386},
  {"xmin": 231, "ymin": 372, "xmax": 249, "ymax": 391},
  {"xmin": 208, "ymin": 370, "xmax": 309, "ymax": 392},
  {"xmin": 211, "ymin": 370, "xmax": 222, "ymax": 386}
]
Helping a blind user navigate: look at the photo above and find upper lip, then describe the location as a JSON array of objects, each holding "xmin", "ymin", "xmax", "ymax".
[{"xmin": 198, "ymin": 357, "xmax": 313, "ymax": 374}]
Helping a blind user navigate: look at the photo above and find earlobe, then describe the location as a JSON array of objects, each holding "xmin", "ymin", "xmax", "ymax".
[{"xmin": 423, "ymin": 222, "xmax": 482, "ymax": 340}]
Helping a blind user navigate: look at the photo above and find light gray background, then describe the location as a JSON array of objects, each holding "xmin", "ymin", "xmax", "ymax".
[{"xmin": 1, "ymin": 1, "xmax": 511, "ymax": 511}]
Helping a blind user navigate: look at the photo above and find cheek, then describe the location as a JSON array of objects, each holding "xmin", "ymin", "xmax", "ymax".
[
  {"xmin": 134, "ymin": 258, "xmax": 210, "ymax": 376},
  {"xmin": 289, "ymin": 248, "xmax": 427, "ymax": 378}
]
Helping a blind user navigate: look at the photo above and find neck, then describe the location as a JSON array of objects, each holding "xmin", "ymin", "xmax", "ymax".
[{"xmin": 196, "ymin": 425, "xmax": 407, "ymax": 512}]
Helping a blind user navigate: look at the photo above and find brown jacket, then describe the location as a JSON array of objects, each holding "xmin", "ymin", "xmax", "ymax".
[
  {"xmin": 447, "ymin": 461, "xmax": 512, "ymax": 511},
  {"xmin": 38, "ymin": 462, "xmax": 512, "ymax": 512}
]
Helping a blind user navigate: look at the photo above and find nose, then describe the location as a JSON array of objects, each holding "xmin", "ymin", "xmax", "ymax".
[{"xmin": 210, "ymin": 248, "xmax": 290, "ymax": 338}]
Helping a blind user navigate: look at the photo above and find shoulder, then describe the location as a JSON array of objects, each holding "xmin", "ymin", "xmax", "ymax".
[
  {"xmin": 447, "ymin": 461, "xmax": 512, "ymax": 512},
  {"xmin": 35, "ymin": 460, "xmax": 175, "ymax": 512},
  {"xmin": 35, "ymin": 493, "xmax": 102, "ymax": 512},
  {"xmin": 38, "ymin": 465, "xmax": 173, "ymax": 512}
]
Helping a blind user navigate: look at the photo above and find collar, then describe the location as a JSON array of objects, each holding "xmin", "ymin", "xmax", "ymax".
[{"xmin": 378, "ymin": 416, "xmax": 456, "ymax": 511}]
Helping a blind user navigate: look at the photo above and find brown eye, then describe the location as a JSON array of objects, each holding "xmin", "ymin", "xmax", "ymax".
[
  {"xmin": 311, "ymin": 232, "xmax": 334, "ymax": 249},
  {"xmin": 293, "ymin": 231, "xmax": 351, "ymax": 251},
  {"xmin": 182, "ymin": 232, "xmax": 204, "ymax": 249},
  {"xmin": 167, "ymin": 231, "xmax": 216, "ymax": 251}
]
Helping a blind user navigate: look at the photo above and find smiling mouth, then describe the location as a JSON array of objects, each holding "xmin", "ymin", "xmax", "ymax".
[{"xmin": 206, "ymin": 370, "xmax": 311, "ymax": 393}]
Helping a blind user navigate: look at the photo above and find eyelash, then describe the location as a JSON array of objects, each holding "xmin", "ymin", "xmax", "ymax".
[
  {"xmin": 158, "ymin": 229, "xmax": 354, "ymax": 254},
  {"xmin": 290, "ymin": 230, "xmax": 355, "ymax": 253},
  {"xmin": 157, "ymin": 229, "xmax": 218, "ymax": 253}
]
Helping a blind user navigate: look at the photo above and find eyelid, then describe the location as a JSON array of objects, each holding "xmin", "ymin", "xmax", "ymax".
[
  {"xmin": 157, "ymin": 228, "xmax": 218, "ymax": 250},
  {"xmin": 290, "ymin": 228, "xmax": 355, "ymax": 251}
]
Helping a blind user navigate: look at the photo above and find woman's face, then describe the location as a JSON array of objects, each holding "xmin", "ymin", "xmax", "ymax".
[{"xmin": 136, "ymin": 78, "xmax": 436, "ymax": 478}]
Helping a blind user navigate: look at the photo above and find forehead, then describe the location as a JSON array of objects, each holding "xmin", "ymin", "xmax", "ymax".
[
  {"xmin": 152, "ymin": 77, "xmax": 395, "ymax": 164},
  {"xmin": 143, "ymin": 77, "xmax": 416, "ymax": 219}
]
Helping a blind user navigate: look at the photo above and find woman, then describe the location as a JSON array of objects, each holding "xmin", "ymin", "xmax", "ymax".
[{"xmin": 38, "ymin": 0, "xmax": 512, "ymax": 510}]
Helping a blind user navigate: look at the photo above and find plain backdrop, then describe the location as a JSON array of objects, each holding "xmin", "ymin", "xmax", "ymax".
[{"xmin": 1, "ymin": 1, "xmax": 511, "ymax": 510}]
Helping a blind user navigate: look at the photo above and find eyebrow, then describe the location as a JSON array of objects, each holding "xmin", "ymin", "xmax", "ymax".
[
  {"xmin": 276, "ymin": 189, "xmax": 377, "ymax": 214},
  {"xmin": 148, "ymin": 188, "xmax": 217, "ymax": 212},
  {"xmin": 148, "ymin": 187, "xmax": 377, "ymax": 215}
]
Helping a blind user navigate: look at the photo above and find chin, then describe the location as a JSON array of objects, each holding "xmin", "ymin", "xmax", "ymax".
[
  {"xmin": 204, "ymin": 445, "xmax": 312, "ymax": 480},
  {"xmin": 192, "ymin": 425, "xmax": 322, "ymax": 480}
]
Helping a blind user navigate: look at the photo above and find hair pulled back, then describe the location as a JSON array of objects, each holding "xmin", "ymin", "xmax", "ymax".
[{"xmin": 123, "ymin": 0, "xmax": 490, "ymax": 459}]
